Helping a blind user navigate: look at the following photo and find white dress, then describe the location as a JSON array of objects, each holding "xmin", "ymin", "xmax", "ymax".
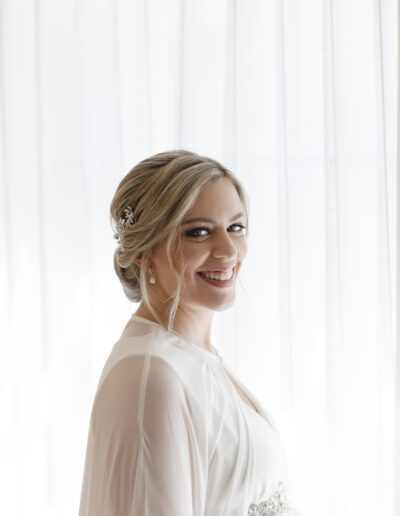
[{"xmin": 78, "ymin": 314, "xmax": 302, "ymax": 516}]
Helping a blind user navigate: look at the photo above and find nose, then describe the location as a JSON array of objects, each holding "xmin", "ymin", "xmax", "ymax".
[{"xmin": 211, "ymin": 229, "xmax": 238, "ymax": 261}]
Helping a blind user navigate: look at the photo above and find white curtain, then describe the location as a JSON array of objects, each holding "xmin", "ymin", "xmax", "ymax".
[{"xmin": 0, "ymin": 1, "xmax": 398, "ymax": 515}]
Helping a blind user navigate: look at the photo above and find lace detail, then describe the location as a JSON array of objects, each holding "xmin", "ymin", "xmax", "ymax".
[{"xmin": 248, "ymin": 482, "xmax": 290, "ymax": 515}]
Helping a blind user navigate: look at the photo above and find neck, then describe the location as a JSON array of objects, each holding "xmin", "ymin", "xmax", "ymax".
[{"xmin": 134, "ymin": 301, "xmax": 214, "ymax": 351}]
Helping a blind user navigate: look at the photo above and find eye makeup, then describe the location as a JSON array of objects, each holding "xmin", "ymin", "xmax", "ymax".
[{"xmin": 185, "ymin": 224, "xmax": 246, "ymax": 238}]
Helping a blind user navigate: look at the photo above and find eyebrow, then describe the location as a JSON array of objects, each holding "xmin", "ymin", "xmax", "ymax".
[{"xmin": 182, "ymin": 212, "xmax": 245, "ymax": 225}]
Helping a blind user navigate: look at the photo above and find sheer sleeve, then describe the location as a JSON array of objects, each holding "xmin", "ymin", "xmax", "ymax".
[{"xmin": 78, "ymin": 354, "xmax": 207, "ymax": 516}]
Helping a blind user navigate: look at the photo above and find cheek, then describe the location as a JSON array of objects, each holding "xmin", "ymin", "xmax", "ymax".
[
  {"xmin": 180, "ymin": 245, "xmax": 207, "ymax": 270},
  {"xmin": 238, "ymin": 237, "xmax": 248, "ymax": 258}
]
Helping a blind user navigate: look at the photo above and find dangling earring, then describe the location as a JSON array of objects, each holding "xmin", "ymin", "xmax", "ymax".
[{"xmin": 149, "ymin": 267, "xmax": 156, "ymax": 284}]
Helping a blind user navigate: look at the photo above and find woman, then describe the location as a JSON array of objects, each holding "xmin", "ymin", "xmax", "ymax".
[{"xmin": 78, "ymin": 150, "xmax": 301, "ymax": 515}]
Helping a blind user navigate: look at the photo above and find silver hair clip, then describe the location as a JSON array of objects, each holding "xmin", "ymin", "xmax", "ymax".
[{"xmin": 113, "ymin": 205, "xmax": 136, "ymax": 243}]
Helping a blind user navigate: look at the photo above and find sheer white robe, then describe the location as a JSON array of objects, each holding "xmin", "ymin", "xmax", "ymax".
[{"xmin": 78, "ymin": 314, "xmax": 302, "ymax": 515}]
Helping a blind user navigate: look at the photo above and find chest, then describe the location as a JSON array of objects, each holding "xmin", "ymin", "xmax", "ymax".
[{"xmin": 205, "ymin": 366, "xmax": 288, "ymax": 512}]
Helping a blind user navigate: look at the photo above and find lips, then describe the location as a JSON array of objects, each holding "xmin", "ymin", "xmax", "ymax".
[{"xmin": 196, "ymin": 269, "xmax": 235, "ymax": 288}]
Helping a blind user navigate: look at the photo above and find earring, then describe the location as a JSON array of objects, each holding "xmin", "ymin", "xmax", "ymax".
[{"xmin": 149, "ymin": 268, "xmax": 156, "ymax": 284}]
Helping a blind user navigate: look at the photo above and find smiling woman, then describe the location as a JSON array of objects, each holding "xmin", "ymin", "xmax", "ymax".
[
  {"xmin": 78, "ymin": 150, "xmax": 302, "ymax": 516},
  {"xmin": 109, "ymin": 150, "xmax": 249, "ymax": 340},
  {"xmin": 134, "ymin": 175, "xmax": 249, "ymax": 343}
]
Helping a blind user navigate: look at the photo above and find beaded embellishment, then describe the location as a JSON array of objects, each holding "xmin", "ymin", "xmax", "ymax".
[
  {"xmin": 247, "ymin": 482, "xmax": 290, "ymax": 515},
  {"xmin": 113, "ymin": 205, "xmax": 137, "ymax": 243}
]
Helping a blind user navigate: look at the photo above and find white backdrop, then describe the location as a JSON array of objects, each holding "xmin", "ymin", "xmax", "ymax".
[{"xmin": 0, "ymin": 1, "xmax": 398, "ymax": 515}]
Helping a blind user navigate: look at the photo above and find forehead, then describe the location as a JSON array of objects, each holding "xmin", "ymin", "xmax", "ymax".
[{"xmin": 185, "ymin": 177, "xmax": 243, "ymax": 218}]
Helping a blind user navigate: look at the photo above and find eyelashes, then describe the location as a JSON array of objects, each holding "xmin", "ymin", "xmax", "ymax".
[{"xmin": 185, "ymin": 224, "xmax": 247, "ymax": 238}]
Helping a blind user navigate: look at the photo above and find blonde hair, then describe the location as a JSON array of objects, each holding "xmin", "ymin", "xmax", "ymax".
[{"xmin": 109, "ymin": 149, "xmax": 249, "ymax": 333}]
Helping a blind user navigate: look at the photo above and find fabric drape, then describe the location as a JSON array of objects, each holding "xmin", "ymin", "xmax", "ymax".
[{"xmin": 78, "ymin": 314, "xmax": 302, "ymax": 515}]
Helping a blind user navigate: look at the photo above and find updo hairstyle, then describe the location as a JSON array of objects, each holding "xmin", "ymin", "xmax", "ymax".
[{"xmin": 109, "ymin": 149, "xmax": 249, "ymax": 332}]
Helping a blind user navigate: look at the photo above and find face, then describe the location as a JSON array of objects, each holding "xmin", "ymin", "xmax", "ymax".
[{"xmin": 150, "ymin": 177, "xmax": 248, "ymax": 314}]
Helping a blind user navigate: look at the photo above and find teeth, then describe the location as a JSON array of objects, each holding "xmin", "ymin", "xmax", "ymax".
[{"xmin": 200, "ymin": 269, "xmax": 234, "ymax": 281}]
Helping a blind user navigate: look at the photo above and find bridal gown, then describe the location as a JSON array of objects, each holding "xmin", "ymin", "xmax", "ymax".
[{"xmin": 78, "ymin": 314, "xmax": 302, "ymax": 516}]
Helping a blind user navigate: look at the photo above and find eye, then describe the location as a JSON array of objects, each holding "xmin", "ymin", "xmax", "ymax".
[
  {"xmin": 229, "ymin": 224, "xmax": 246, "ymax": 233},
  {"xmin": 185, "ymin": 224, "xmax": 247, "ymax": 238},
  {"xmin": 185, "ymin": 227, "xmax": 210, "ymax": 237}
]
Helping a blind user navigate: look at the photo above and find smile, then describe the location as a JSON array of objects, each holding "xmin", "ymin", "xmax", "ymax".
[
  {"xmin": 199, "ymin": 269, "xmax": 233, "ymax": 280},
  {"xmin": 197, "ymin": 267, "xmax": 235, "ymax": 288}
]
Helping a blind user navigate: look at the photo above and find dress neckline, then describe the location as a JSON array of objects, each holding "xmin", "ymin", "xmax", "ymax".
[
  {"xmin": 130, "ymin": 313, "xmax": 222, "ymax": 361},
  {"xmin": 129, "ymin": 314, "xmax": 277, "ymax": 431}
]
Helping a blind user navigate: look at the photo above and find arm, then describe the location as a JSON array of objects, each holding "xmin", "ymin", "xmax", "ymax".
[{"xmin": 78, "ymin": 354, "xmax": 206, "ymax": 516}]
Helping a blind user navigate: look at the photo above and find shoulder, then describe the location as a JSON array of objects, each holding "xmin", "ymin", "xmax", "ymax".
[
  {"xmin": 90, "ymin": 321, "xmax": 213, "ymax": 426},
  {"xmin": 96, "ymin": 353, "xmax": 186, "ymax": 407},
  {"xmin": 97, "ymin": 323, "xmax": 211, "ymax": 396},
  {"xmin": 91, "ymin": 354, "xmax": 190, "ymax": 438}
]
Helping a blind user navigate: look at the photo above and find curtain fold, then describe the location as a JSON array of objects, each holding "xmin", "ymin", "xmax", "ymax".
[{"xmin": 0, "ymin": 1, "xmax": 397, "ymax": 515}]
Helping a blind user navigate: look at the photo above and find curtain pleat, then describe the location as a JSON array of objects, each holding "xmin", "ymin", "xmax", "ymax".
[
  {"xmin": 375, "ymin": 1, "xmax": 396, "ymax": 514},
  {"xmin": 276, "ymin": 0, "xmax": 294, "ymax": 413},
  {"xmin": 396, "ymin": 0, "xmax": 400, "ymax": 512},
  {"xmin": 322, "ymin": 0, "xmax": 346, "ymax": 514}
]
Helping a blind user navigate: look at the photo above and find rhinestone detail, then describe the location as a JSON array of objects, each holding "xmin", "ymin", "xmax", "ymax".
[
  {"xmin": 113, "ymin": 205, "xmax": 137, "ymax": 243},
  {"xmin": 247, "ymin": 482, "xmax": 290, "ymax": 515}
]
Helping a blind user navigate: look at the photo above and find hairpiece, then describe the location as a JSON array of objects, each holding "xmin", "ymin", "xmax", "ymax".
[{"xmin": 113, "ymin": 205, "xmax": 136, "ymax": 243}]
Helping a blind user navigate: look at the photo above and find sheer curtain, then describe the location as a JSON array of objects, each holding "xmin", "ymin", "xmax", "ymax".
[{"xmin": 0, "ymin": 1, "xmax": 397, "ymax": 515}]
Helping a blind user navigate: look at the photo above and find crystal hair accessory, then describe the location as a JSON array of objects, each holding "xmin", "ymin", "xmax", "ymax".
[{"xmin": 113, "ymin": 205, "xmax": 136, "ymax": 243}]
